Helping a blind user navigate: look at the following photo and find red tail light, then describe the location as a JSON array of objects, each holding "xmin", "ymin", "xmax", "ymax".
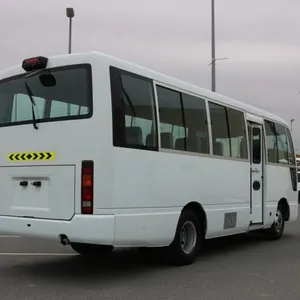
[
  {"xmin": 22, "ymin": 56, "xmax": 48, "ymax": 72},
  {"xmin": 81, "ymin": 160, "xmax": 94, "ymax": 214}
]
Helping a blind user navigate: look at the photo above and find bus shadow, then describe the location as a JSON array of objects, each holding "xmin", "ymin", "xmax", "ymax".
[
  {"xmin": 4, "ymin": 231, "xmax": 295, "ymax": 285},
  {"xmin": 201, "ymin": 230, "xmax": 295, "ymax": 257}
]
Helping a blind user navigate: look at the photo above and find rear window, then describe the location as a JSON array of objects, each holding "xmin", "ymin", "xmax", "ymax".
[{"xmin": 0, "ymin": 64, "xmax": 92, "ymax": 127}]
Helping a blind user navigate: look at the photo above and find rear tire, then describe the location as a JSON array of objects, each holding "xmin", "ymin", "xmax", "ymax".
[
  {"xmin": 265, "ymin": 206, "xmax": 285, "ymax": 240},
  {"xmin": 70, "ymin": 243, "xmax": 114, "ymax": 256},
  {"xmin": 166, "ymin": 209, "xmax": 203, "ymax": 266}
]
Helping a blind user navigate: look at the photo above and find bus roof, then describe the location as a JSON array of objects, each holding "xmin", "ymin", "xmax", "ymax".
[{"xmin": 0, "ymin": 51, "xmax": 289, "ymax": 128}]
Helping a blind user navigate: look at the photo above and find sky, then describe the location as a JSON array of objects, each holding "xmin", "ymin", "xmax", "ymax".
[{"xmin": 1, "ymin": 0, "xmax": 300, "ymax": 149}]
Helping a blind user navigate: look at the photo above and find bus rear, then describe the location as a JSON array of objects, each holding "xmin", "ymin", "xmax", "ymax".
[{"xmin": 0, "ymin": 53, "xmax": 114, "ymax": 245}]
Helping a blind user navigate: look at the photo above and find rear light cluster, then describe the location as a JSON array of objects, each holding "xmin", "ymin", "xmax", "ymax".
[{"xmin": 81, "ymin": 160, "xmax": 94, "ymax": 214}]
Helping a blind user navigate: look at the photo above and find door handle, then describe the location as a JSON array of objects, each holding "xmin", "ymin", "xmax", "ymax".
[
  {"xmin": 19, "ymin": 181, "xmax": 28, "ymax": 187},
  {"xmin": 252, "ymin": 168, "xmax": 260, "ymax": 173}
]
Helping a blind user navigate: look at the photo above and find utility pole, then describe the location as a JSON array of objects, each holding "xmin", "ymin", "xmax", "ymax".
[
  {"xmin": 66, "ymin": 7, "xmax": 74, "ymax": 54},
  {"xmin": 291, "ymin": 118, "xmax": 295, "ymax": 133},
  {"xmin": 66, "ymin": 7, "xmax": 74, "ymax": 116},
  {"xmin": 211, "ymin": 0, "xmax": 216, "ymax": 92},
  {"xmin": 209, "ymin": 0, "xmax": 228, "ymax": 93}
]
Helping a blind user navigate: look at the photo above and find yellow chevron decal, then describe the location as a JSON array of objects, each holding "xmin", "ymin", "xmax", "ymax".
[{"xmin": 7, "ymin": 152, "xmax": 55, "ymax": 161}]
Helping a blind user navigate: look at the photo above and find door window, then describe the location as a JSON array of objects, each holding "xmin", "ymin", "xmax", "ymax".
[{"xmin": 252, "ymin": 127, "xmax": 261, "ymax": 164}]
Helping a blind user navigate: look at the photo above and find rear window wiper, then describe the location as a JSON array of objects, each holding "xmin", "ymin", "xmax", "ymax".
[{"xmin": 24, "ymin": 82, "xmax": 38, "ymax": 130}]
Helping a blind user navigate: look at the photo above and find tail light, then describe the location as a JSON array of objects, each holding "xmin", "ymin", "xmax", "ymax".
[{"xmin": 81, "ymin": 160, "xmax": 94, "ymax": 214}]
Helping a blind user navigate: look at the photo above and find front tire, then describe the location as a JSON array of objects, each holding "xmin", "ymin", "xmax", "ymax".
[
  {"xmin": 266, "ymin": 206, "xmax": 285, "ymax": 240},
  {"xmin": 70, "ymin": 243, "xmax": 114, "ymax": 256},
  {"xmin": 166, "ymin": 209, "xmax": 203, "ymax": 266}
]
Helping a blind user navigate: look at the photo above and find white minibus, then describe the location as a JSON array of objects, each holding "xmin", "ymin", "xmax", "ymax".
[{"xmin": 0, "ymin": 52, "xmax": 297, "ymax": 266}]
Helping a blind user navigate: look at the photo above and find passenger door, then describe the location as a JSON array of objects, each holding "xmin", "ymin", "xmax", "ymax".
[{"xmin": 249, "ymin": 123, "xmax": 264, "ymax": 224}]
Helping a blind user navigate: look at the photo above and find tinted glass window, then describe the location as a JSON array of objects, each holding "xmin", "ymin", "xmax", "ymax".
[
  {"xmin": 252, "ymin": 127, "xmax": 261, "ymax": 164},
  {"xmin": 264, "ymin": 120, "xmax": 278, "ymax": 163},
  {"xmin": 0, "ymin": 64, "xmax": 92, "ymax": 127},
  {"xmin": 275, "ymin": 123, "xmax": 289, "ymax": 165},
  {"xmin": 157, "ymin": 86, "xmax": 184, "ymax": 150},
  {"xmin": 11, "ymin": 94, "xmax": 45, "ymax": 122},
  {"xmin": 110, "ymin": 67, "xmax": 158, "ymax": 150},
  {"xmin": 227, "ymin": 108, "xmax": 248, "ymax": 159},
  {"xmin": 286, "ymin": 127, "xmax": 296, "ymax": 166},
  {"xmin": 50, "ymin": 100, "xmax": 88, "ymax": 118},
  {"xmin": 209, "ymin": 102, "xmax": 230, "ymax": 157},
  {"xmin": 182, "ymin": 93, "xmax": 209, "ymax": 154}
]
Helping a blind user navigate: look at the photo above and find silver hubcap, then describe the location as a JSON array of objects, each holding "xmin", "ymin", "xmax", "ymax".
[
  {"xmin": 275, "ymin": 209, "xmax": 283, "ymax": 233},
  {"xmin": 180, "ymin": 221, "xmax": 197, "ymax": 254}
]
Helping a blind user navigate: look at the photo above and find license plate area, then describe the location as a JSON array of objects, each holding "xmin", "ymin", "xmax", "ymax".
[
  {"xmin": 0, "ymin": 165, "xmax": 75, "ymax": 220},
  {"xmin": 12, "ymin": 176, "xmax": 50, "ymax": 212}
]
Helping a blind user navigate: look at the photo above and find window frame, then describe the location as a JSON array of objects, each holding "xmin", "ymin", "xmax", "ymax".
[
  {"xmin": 110, "ymin": 66, "xmax": 159, "ymax": 151},
  {"xmin": 0, "ymin": 63, "xmax": 93, "ymax": 128},
  {"xmin": 263, "ymin": 119, "xmax": 293, "ymax": 166},
  {"xmin": 154, "ymin": 81, "xmax": 211, "ymax": 155},
  {"xmin": 153, "ymin": 82, "xmax": 249, "ymax": 161},
  {"xmin": 110, "ymin": 69, "xmax": 254, "ymax": 163},
  {"xmin": 207, "ymin": 99, "xmax": 249, "ymax": 161},
  {"xmin": 155, "ymin": 84, "xmax": 185, "ymax": 150},
  {"xmin": 285, "ymin": 125, "xmax": 296, "ymax": 167},
  {"xmin": 264, "ymin": 119, "xmax": 278, "ymax": 164},
  {"xmin": 226, "ymin": 107, "xmax": 249, "ymax": 160},
  {"xmin": 208, "ymin": 101, "xmax": 231, "ymax": 157},
  {"xmin": 274, "ymin": 122, "xmax": 289, "ymax": 165},
  {"xmin": 252, "ymin": 127, "xmax": 262, "ymax": 164},
  {"xmin": 181, "ymin": 92, "xmax": 210, "ymax": 155}
]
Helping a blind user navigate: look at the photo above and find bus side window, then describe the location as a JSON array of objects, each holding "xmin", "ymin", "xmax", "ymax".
[
  {"xmin": 227, "ymin": 108, "xmax": 248, "ymax": 159},
  {"xmin": 110, "ymin": 67, "xmax": 158, "ymax": 150},
  {"xmin": 209, "ymin": 102, "xmax": 248, "ymax": 159},
  {"xmin": 286, "ymin": 126, "xmax": 296, "ymax": 166},
  {"xmin": 208, "ymin": 102, "xmax": 230, "ymax": 157},
  {"xmin": 156, "ymin": 86, "xmax": 184, "ymax": 150},
  {"xmin": 274, "ymin": 123, "xmax": 289, "ymax": 165},
  {"xmin": 264, "ymin": 120, "xmax": 278, "ymax": 164},
  {"xmin": 182, "ymin": 93, "xmax": 209, "ymax": 154}
]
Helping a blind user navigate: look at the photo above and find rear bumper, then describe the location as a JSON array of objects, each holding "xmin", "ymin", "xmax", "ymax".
[{"xmin": 0, "ymin": 214, "xmax": 115, "ymax": 245}]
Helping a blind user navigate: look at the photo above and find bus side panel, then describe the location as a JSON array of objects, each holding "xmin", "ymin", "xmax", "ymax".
[
  {"xmin": 90, "ymin": 59, "xmax": 115, "ymax": 215},
  {"xmin": 109, "ymin": 148, "xmax": 251, "ymax": 245},
  {"xmin": 264, "ymin": 165, "xmax": 298, "ymax": 226}
]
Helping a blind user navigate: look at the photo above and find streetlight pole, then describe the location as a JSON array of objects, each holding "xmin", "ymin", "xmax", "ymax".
[
  {"xmin": 210, "ymin": 0, "xmax": 228, "ymax": 93},
  {"xmin": 291, "ymin": 118, "xmax": 295, "ymax": 133},
  {"xmin": 66, "ymin": 7, "xmax": 74, "ymax": 116},
  {"xmin": 66, "ymin": 7, "xmax": 74, "ymax": 54},
  {"xmin": 211, "ymin": 0, "xmax": 216, "ymax": 92}
]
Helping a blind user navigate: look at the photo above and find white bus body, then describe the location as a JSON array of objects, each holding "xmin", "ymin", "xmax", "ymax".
[{"xmin": 0, "ymin": 52, "xmax": 297, "ymax": 265}]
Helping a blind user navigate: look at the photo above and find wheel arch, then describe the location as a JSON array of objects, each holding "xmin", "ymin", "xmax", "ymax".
[
  {"xmin": 182, "ymin": 201, "xmax": 207, "ymax": 238},
  {"xmin": 278, "ymin": 198, "xmax": 290, "ymax": 221}
]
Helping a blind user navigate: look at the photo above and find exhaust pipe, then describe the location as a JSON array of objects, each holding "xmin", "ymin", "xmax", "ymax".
[{"xmin": 59, "ymin": 234, "xmax": 70, "ymax": 246}]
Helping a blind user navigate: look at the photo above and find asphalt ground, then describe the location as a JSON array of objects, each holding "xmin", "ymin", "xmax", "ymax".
[{"xmin": 0, "ymin": 211, "xmax": 299, "ymax": 300}]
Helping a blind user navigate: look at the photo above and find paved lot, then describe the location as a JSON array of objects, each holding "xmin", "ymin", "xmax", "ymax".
[{"xmin": 0, "ymin": 214, "xmax": 300, "ymax": 300}]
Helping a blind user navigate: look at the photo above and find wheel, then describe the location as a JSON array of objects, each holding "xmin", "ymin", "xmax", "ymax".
[
  {"xmin": 166, "ymin": 209, "xmax": 203, "ymax": 266},
  {"xmin": 70, "ymin": 242, "xmax": 114, "ymax": 256},
  {"xmin": 266, "ymin": 206, "xmax": 285, "ymax": 240}
]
